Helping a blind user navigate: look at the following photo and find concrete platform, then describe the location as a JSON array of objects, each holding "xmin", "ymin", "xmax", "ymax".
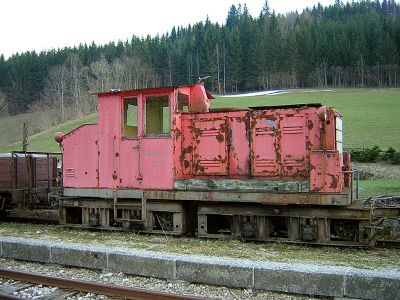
[{"xmin": 0, "ymin": 236, "xmax": 399, "ymax": 299}]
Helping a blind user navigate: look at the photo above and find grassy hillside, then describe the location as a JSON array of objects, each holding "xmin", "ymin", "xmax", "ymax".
[
  {"xmin": 0, "ymin": 114, "xmax": 97, "ymax": 153},
  {"xmin": 0, "ymin": 88, "xmax": 399, "ymax": 153}
]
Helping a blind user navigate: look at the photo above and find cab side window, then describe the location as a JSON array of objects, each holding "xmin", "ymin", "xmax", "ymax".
[
  {"xmin": 177, "ymin": 92, "xmax": 189, "ymax": 112},
  {"xmin": 123, "ymin": 98, "xmax": 138, "ymax": 138},
  {"xmin": 145, "ymin": 95, "xmax": 170, "ymax": 135}
]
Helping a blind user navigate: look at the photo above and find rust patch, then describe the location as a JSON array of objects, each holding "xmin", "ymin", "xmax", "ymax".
[
  {"xmin": 307, "ymin": 120, "xmax": 314, "ymax": 130},
  {"xmin": 216, "ymin": 134, "xmax": 225, "ymax": 143},
  {"xmin": 193, "ymin": 162, "xmax": 205, "ymax": 173},
  {"xmin": 306, "ymin": 139, "xmax": 313, "ymax": 151},
  {"xmin": 179, "ymin": 145, "xmax": 193, "ymax": 162},
  {"xmin": 183, "ymin": 160, "xmax": 190, "ymax": 169},
  {"xmin": 173, "ymin": 128, "xmax": 182, "ymax": 140},
  {"xmin": 328, "ymin": 174, "xmax": 339, "ymax": 189},
  {"xmin": 189, "ymin": 126, "xmax": 202, "ymax": 139}
]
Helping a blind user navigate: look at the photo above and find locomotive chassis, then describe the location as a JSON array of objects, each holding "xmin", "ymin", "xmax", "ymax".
[{"xmin": 59, "ymin": 187, "xmax": 400, "ymax": 247}]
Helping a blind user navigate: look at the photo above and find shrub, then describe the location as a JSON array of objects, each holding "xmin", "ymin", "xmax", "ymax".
[
  {"xmin": 350, "ymin": 146, "xmax": 400, "ymax": 165},
  {"xmin": 350, "ymin": 146, "xmax": 382, "ymax": 163},
  {"xmin": 392, "ymin": 152, "xmax": 400, "ymax": 165},
  {"xmin": 381, "ymin": 147, "xmax": 396, "ymax": 162}
]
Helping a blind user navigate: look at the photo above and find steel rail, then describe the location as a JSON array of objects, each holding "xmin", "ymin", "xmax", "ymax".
[{"xmin": 0, "ymin": 268, "xmax": 206, "ymax": 300}]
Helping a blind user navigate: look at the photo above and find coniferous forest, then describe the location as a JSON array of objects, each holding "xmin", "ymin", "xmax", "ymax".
[{"xmin": 0, "ymin": 0, "xmax": 399, "ymax": 123}]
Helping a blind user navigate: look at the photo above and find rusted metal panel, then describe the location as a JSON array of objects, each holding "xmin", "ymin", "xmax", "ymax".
[
  {"xmin": 251, "ymin": 113, "xmax": 279, "ymax": 176},
  {"xmin": 227, "ymin": 115, "xmax": 250, "ymax": 176},
  {"xmin": 310, "ymin": 151, "xmax": 343, "ymax": 193},
  {"xmin": 179, "ymin": 110, "xmax": 249, "ymax": 178},
  {"xmin": 280, "ymin": 115, "xmax": 307, "ymax": 176},
  {"xmin": 192, "ymin": 118, "xmax": 228, "ymax": 175}
]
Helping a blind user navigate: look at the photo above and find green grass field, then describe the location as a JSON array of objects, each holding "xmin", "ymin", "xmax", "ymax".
[
  {"xmin": 358, "ymin": 179, "xmax": 400, "ymax": 199},
  {"xmin": 0, "ymin": 114, "xmax": 97, "ymax": 153},
  {"xmin": 0, "ymin": 88, "xmax": 399, "ymax": 153}
]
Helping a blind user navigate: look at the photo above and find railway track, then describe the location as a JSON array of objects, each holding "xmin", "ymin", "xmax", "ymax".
[{"xmin": 0, "ymin": 268, "xmax": 206, "ymax": 300}]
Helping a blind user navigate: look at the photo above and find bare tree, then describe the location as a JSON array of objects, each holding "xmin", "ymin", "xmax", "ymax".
[
  {"xmin": 67, "ymin": 54, "xmax": 85, "ymax": 117},
  {"xmin": 0, "ymin": 90, "xmax": 9, "ymax": 117},
  {"xmin": 90, "ymin": 55, "xmax": 112, "ymax": 92},
  {"xmin": 43, "ymin": 64, "xmax": 69, "ymax": 122},
  {"xmin": 29, "ymin": 100, "xmax": 59, "ymax": 130}
]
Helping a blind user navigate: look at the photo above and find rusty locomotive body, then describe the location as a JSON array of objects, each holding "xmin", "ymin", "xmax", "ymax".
[{"xmin": 55, "ymin": 83, "xmax": 398, "ymax": 246}]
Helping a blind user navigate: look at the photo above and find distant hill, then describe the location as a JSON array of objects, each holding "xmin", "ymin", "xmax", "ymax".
[{"xmin": 0, "ymin": 114, "xmax": 96, "ymax": 153}]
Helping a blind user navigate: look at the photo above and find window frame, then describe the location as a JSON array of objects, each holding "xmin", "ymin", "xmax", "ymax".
[
  {"xmin": 122, "ymin": 97, "xmax": 139, "ymax": 140},
  {"xmin": 176, "ymin": 91, "xmax": 190, "ymax": 113},
  {"xmin": 143, "ymin": 93, "xmax": 171, "ymax": 138}
]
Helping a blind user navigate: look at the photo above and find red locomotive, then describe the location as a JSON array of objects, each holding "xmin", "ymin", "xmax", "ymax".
[{"xmin": 56, "ymin": 83, "xmax": 395, "ymax": 245}]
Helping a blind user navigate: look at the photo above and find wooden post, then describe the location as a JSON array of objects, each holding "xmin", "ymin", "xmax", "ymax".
[{"xmin": 22, "ymin": 123, "xmax": 28, "ymax": 152}]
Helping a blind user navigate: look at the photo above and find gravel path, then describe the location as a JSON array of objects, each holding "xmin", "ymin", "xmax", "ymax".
[
  {"xmin": 353, "ymin": 162, "xmax": 400, "ymax": 180},
  {"xmin": 0, "ymin": 258, "xmax": 315, "ymax": 300}
]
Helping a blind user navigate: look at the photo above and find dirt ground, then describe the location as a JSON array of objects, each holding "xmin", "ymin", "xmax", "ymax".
[{"xmin": 352, "ymin": 162, "xmax": 400, "ymax": 180}]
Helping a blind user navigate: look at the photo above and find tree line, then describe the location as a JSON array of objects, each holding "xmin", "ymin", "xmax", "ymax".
[{"xmin": 0, "ymin": 0, "xmax": 399, "ymax": 122}]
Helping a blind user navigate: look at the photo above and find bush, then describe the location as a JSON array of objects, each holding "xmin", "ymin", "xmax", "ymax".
[
  {"xmin": 350, "ymin": 146, "xmax": 382, "ymax": 163},
  {"xmin": 391, "ymin": 152, "xmax": 400, "ymax": 165},
  {"xmin": 350, "ymin": 146, "xmax": 400, "ymax": 165}
]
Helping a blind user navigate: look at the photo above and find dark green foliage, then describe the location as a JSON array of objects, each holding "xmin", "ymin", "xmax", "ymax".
[
  {"xmin": 351, "ymin": 146, "xmax": 382, "ymax": 162},
  {"xmin": 0, "ymin": 0, "xmax": 400, "ymax": 116},
  {"xmin": 351, "ymin": 146, "xmax": 400, "ymax": 164},
  {"xmin": 382, "ymin": 147, "xmax": 400, "ymax": 165},
  {"xmin": 381, "ymin": 147, "xmax": 396, "ymax": 161}
]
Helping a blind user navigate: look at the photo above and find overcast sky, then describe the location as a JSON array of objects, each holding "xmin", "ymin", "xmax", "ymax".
[{"xmin": 0, "ymin": 0, "xmax": 337, "ymax": 58}]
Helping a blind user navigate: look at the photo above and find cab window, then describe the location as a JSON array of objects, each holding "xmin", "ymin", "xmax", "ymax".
[
  {"xmin": 145, "ymin": 95, "xmax": 170, "ymax": 135},
  {"xmin": 123, "ymin": 98, "xmax": 138, "ymax": 138},
  {"xmin": 177, "ymin": 92, "xmax": 189, "ymax": 112}
]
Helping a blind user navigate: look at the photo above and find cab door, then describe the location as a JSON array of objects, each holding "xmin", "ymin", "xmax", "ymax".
[{"xmin": 139, "ymin": 93, "xmax": 174, "ymax": 189}]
